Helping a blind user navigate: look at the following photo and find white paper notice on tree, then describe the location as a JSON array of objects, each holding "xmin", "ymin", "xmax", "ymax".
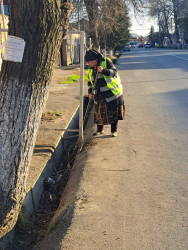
[{"xmin": 3, "ymin": 35, "xmax": 26, "ymax": 63}]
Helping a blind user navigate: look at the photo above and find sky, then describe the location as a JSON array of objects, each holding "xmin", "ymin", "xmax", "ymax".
[{"xmin": 129, "ymin": 11, "xmax": 158, "ymax": 37}]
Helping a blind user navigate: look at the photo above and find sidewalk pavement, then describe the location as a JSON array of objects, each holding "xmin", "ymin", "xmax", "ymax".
[
  {"xmin": 34, "ymin": 105, "xmax": 127, "ymax": 250},
  {"xmin": 28, "ymin": 61, "xmax": 127, "ymax": 250}
]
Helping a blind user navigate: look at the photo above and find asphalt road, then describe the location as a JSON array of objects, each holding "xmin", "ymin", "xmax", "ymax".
[
  {"xmin": 116, "ymin": 48, "xmax": 188, "ymax": 249},
  {"xmin": 36, "ymin": 48, "xmax": 188, "ymax": 250}
]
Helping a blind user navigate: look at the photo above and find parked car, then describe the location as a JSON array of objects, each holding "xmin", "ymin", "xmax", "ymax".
[
  {"xmin": 144, "ymin": 43, "xmax": 151, "ymax": 48},
  {"xmin": 138, "ymin": 44, "xmax": 144, "ymax": 48},
  {"xmin": 129, "ymin": 42, "xmax": 135, "ymax": 48},
  {"xmin": 123, "ymin": 45, "xmax": 130, "ymax": 52}
]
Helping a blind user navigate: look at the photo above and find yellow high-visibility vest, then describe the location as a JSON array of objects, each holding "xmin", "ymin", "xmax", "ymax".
[{"xmin": 88, "ymin": 58, "xmax": 123, "ymax": 102}]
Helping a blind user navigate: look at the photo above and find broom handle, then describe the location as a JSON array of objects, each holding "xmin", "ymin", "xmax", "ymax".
[{"xmin": 83, "ymin": 67, "xmax": 100, "ymax": 126}]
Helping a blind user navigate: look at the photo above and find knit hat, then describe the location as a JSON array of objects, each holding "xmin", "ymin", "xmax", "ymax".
[{"xmin": 85, "ymin": 50, "xmax": 98, "ymax": 61}]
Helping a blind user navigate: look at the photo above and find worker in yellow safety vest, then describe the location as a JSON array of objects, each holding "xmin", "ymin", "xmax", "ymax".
[{"xmin": 85, "ymin": 49, "xmax": 125, "ymax": 137}]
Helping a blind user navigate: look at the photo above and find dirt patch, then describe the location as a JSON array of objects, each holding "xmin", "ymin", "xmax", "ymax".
[
  {"xmin": 12, "ymin": 147, "xmax": 77, "ymax": 250},
  {"xmin": 41, "ymin": 111, "xmax": 62, "ymax": 121},
  {"xmin": 52, "ymin": 68, "xmax": 81, "ymax": 85}
]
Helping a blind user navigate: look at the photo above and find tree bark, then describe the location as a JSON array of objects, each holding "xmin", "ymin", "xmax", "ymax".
[
  {"xmin": 84, "ymin": 0, "xmax": 99, "ymax": 50},
  {"xmin": 172, "ymin": 0, "xmax": 180, "ymax": 42},
  {"xmin": 0, "ymin": 0, "xmax": 72, "ymax": 242}
]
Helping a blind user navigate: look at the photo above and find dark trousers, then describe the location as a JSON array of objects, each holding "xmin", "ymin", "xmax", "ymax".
[{"xmin": 97, "ymin": 121, "xmax": 118, "ymax": 133}]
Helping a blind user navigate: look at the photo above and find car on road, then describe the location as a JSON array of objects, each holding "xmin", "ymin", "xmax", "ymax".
[
  {"xmin": 123, "ymin": 45, "xmax": 130, "ymax": 52},
  {"xmin": 130, "ymin": 41, "xmax": 136, "ymax": 48},
  {"xmin": 144, "ymin": 43, "xmax": 151, "ymax": 48}
]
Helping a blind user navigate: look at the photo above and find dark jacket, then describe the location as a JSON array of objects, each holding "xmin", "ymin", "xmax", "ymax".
[{"xmin": 88, "ymin": 57, "xmax": 122, "ymax": 103}]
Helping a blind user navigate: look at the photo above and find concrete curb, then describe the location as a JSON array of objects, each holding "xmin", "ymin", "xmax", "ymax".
[
  {"xmin": 24, "ymin": 106, "xmax": 80, "ymax": 215},
  {"xmin": 33, "ymin": 108, "xmax": 95, "ymax": 250}
]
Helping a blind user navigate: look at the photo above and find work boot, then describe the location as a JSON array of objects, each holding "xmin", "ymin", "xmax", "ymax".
[
  {"xmin": 111, "ymin": 132, "xmax": 117, "ymax": 137},
  {"xmin": 93, "ymin": 130, "xmax": 105, "ymax": 136}
]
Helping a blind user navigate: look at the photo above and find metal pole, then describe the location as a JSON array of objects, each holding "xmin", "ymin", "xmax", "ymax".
[
  {"xmin": 0, "ymin": 29, "xmax": 8, "ymax": 32},
  {"xmin": 66, "ymin": 30, "xmax": 85, "ymax": 149},
  {"xmin": 79, "ymin": 31, "xmax": 85, "ymax": 149}
]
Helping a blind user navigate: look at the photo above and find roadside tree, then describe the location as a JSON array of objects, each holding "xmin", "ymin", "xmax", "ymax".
[
  {"xmin": 148, "ymin": 0, "xmax": 172, "ymax": 44},
  {"xmin": 172, "ymin": 0, "xmax": 186, "ymax": 42},
  {"xmin": 99, "ymin": 0, "xmax": 130, "ymax": 52},
  {"xmin": 0, "ymin": 0, "xmax": 72, "ymax": 246},
  {"xmin": 182, "ymin": 0, "xmax": 188, "ymax": 43},
  {"xmin": 106, "ymin": 9, "xmax": 130, "ymax": 54},
  {"xmin": 69, "ymin": 0, "xmax": 87, "ymax": 30},
  {"xmin": 83, "ymin": 0, "xmax": 143, "ymax": 50},
  {"xmin": 83, "ymin": 0, "xmax": 100, "ymax": 49},
  {"xmin": 148, "ymin": 0, "xmax": 187, "ymax": 44}
]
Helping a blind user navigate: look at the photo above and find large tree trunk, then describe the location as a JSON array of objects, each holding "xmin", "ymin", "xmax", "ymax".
[
  {"xmin": 84, "ymin": 0, "xmax": 99, "ymax": 50},
  {"xmin": 0, "ymin": 0, "xmax": 72, "ymax": 243}
]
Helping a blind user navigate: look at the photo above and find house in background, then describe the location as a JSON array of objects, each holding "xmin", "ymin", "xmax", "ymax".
[
  {"xmin": 60, "ymin": 31, "xmax": 80, "ymax": 66},
  {"xmin": 0, "ymin": 0, "xmax": 8, "ymax": 69},
  {"xmin": 0, "ymin": 0, "xmax": 9, "ymax": 41},
  {"xmin": 59, "ymin": 18, "xmax": 89, "ymax": 66},
  {"xmin": 0, "ymin": 0, "xmax": 8, "ymax": 31},
  {"xmin": 0, "ymin": 0, "xmax": 8, "ymax": 15}
]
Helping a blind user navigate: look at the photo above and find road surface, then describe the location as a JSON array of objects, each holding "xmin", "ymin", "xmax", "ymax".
[
  {"xmin": 37, "ymin": 48, "xmax": 188, "ymax": 250},
  {"xmin": 116, "ymin": 48, "xmax": 188, "ymax": 249}
]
